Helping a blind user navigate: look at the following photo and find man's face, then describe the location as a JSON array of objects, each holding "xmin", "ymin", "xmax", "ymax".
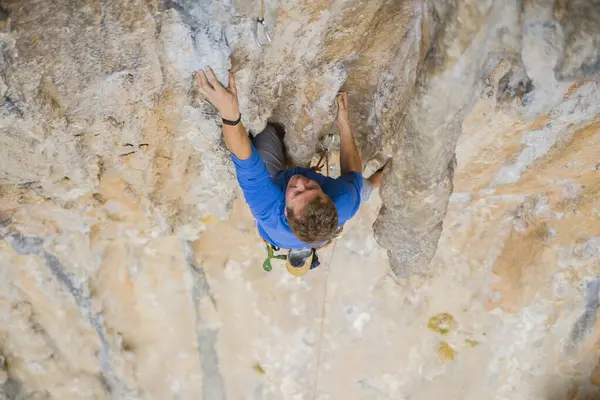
[{"xmin": 285, "ymin": 174, "xmax": 325, "ymax": 217}]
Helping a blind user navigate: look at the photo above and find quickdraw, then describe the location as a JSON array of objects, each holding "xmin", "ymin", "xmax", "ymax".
[
  {"xmin": 254, "ymin": 0, "xmax": 272, "ymax": 47},
  {"xmin": 312, "ymin": 102, "xmax": 338, "ymax": 177}
]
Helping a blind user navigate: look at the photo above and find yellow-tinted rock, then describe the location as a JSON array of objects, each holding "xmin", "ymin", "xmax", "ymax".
[
  {"xmin": 428, "ymin": 313, "xmax": 456, "ymax": 336},
  {"xmin": 438, "ymin": 342, "xmax": 456, "ymax": 363}
]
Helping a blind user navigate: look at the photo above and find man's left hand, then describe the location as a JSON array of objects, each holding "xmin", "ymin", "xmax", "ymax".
[{"xmin": 335, "ymin": 92, "xmax": 351, "ymax": 130}]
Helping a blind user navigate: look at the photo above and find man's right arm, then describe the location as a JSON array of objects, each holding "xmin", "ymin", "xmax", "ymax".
[
  {"xmin": 195, "ymin": 67, "xmax": 252, "ymax": 160},
  {"xmin": 231, "ymin": 144, "xmax": 281, "ymax": 221},
  {"xmin": 196, "ymin": 67, "xmax": 280, "ymax": 220}
]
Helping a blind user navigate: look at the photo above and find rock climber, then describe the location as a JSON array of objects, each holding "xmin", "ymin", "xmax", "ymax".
[{"xmin": 195, "ymin": 67, "xmax": 382, "ymax": 275}]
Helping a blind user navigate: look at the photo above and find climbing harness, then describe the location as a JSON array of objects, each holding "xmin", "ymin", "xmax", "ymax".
[
  {"xmin": 254, "ymin": 0, "xmax": 272, "ymax": 47},
  {"xmin": 261, "ymin": 222, "xmax": 343, "ymax": 274},
  {"xmin": 262, "ymin": 243, "xmax": 287, "ymax": 272},
  {"xmin": 262, "ymin": 242, "xmax": 321, "ymax": 274}
]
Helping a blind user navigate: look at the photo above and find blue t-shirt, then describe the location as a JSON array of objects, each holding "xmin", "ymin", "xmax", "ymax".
[{"xmin": 231, "ymin": 144, "xmax": 363, "ymax": 249}]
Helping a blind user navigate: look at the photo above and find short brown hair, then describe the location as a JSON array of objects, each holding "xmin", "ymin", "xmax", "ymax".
[{"xmin": 287, "ymin": 196, "xmax": 339, "ymax": 244}]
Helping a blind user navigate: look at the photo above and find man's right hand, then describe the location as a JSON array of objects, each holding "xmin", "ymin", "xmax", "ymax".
[{"xmin": 195, "ymin": 67, "xmax": 240, "ymax": 121}]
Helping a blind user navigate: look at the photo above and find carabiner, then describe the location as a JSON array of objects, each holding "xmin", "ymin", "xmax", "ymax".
[{"xmin": 254, "ymin": 18, "xmax": 272, "ymax": 47}]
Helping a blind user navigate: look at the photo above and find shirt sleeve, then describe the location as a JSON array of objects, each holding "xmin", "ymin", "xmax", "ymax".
[
  {"xmin": 230, "ymin": 144, "xmax": 282, "ymax": 222},
  {"xmin": 334, "ymin": 172, "xmax": 363, "ymax": 220}
]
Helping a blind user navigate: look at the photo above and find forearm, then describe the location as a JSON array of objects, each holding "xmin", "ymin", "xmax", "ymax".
[
  {"xmin": 195, "ymin": 68, "xmax": 252, "ymax": 159},
  {"xmin": 223, "ymin": 122, "xmax": 252, "ymax": 160},
  {"xmin": 339, "ymin": 123, "xmax": 362, "ymax": 175}
]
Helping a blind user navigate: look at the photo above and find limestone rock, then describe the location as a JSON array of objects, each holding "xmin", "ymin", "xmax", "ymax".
[
  {"xmin": 554, "ymin": 0, "xmax": 600, "ymax": 80},
  {"xmin": 0, "ymin": 0, "xmax": 599, "ymax": 399}
]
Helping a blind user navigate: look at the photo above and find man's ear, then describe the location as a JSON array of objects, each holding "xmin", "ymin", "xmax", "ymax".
[{"xmin": 284, "ymin": 207, "xmax": 288, "ymax": 218}]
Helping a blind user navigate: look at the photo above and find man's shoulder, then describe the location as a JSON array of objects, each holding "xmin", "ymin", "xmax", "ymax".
[
  {"xmin": 326, "ymin": 171, "xmax": 363, "ymax": 191},
  {"xmin": 339, "ymin": 171, "xmax": 363, "ymax": 187},
  {"xmin": 327, "ymin": 172, "xmax": 363, "ymax": 205}
]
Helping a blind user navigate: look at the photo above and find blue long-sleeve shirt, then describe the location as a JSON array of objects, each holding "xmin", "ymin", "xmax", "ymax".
[{"xmin": 231, "ymin": 144, "xmax": 363, "ymax": 249}]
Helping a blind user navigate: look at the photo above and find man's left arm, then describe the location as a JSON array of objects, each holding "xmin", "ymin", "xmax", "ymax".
[
  {"xmin": 336, "ymin": 92, "xmax": 363, "ymax": 176},
  {"xmin": 333, "ymin": 91, "xmax": 383, "ymax": 208}
]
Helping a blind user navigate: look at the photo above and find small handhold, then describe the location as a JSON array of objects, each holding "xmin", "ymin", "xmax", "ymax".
[
  {"xmin": 438, "ymin": 342, "xmax": 455, "ymax": 362},
  {"xmin": 252, "ymin": 362, "xmax": 265, "ymax": 375},
  {"xmin": 427, "ymin": 313, "xmax": 455, "ymax": 336}
]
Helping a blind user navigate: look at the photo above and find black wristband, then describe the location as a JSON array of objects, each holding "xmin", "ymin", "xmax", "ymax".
[{"xmin": 222, "ymin": 113, "xmax": 242, "ymax": 126}]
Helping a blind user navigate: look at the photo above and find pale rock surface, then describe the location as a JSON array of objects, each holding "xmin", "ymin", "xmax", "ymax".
[{"xmin": 0, "ymin": 0, "xmax": 599, "ymax": 399}]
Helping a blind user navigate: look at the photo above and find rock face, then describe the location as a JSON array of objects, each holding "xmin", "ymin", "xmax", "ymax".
[{"xmin": 0, "ymin": 0, "xmax": 599, "ymax": 399}]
